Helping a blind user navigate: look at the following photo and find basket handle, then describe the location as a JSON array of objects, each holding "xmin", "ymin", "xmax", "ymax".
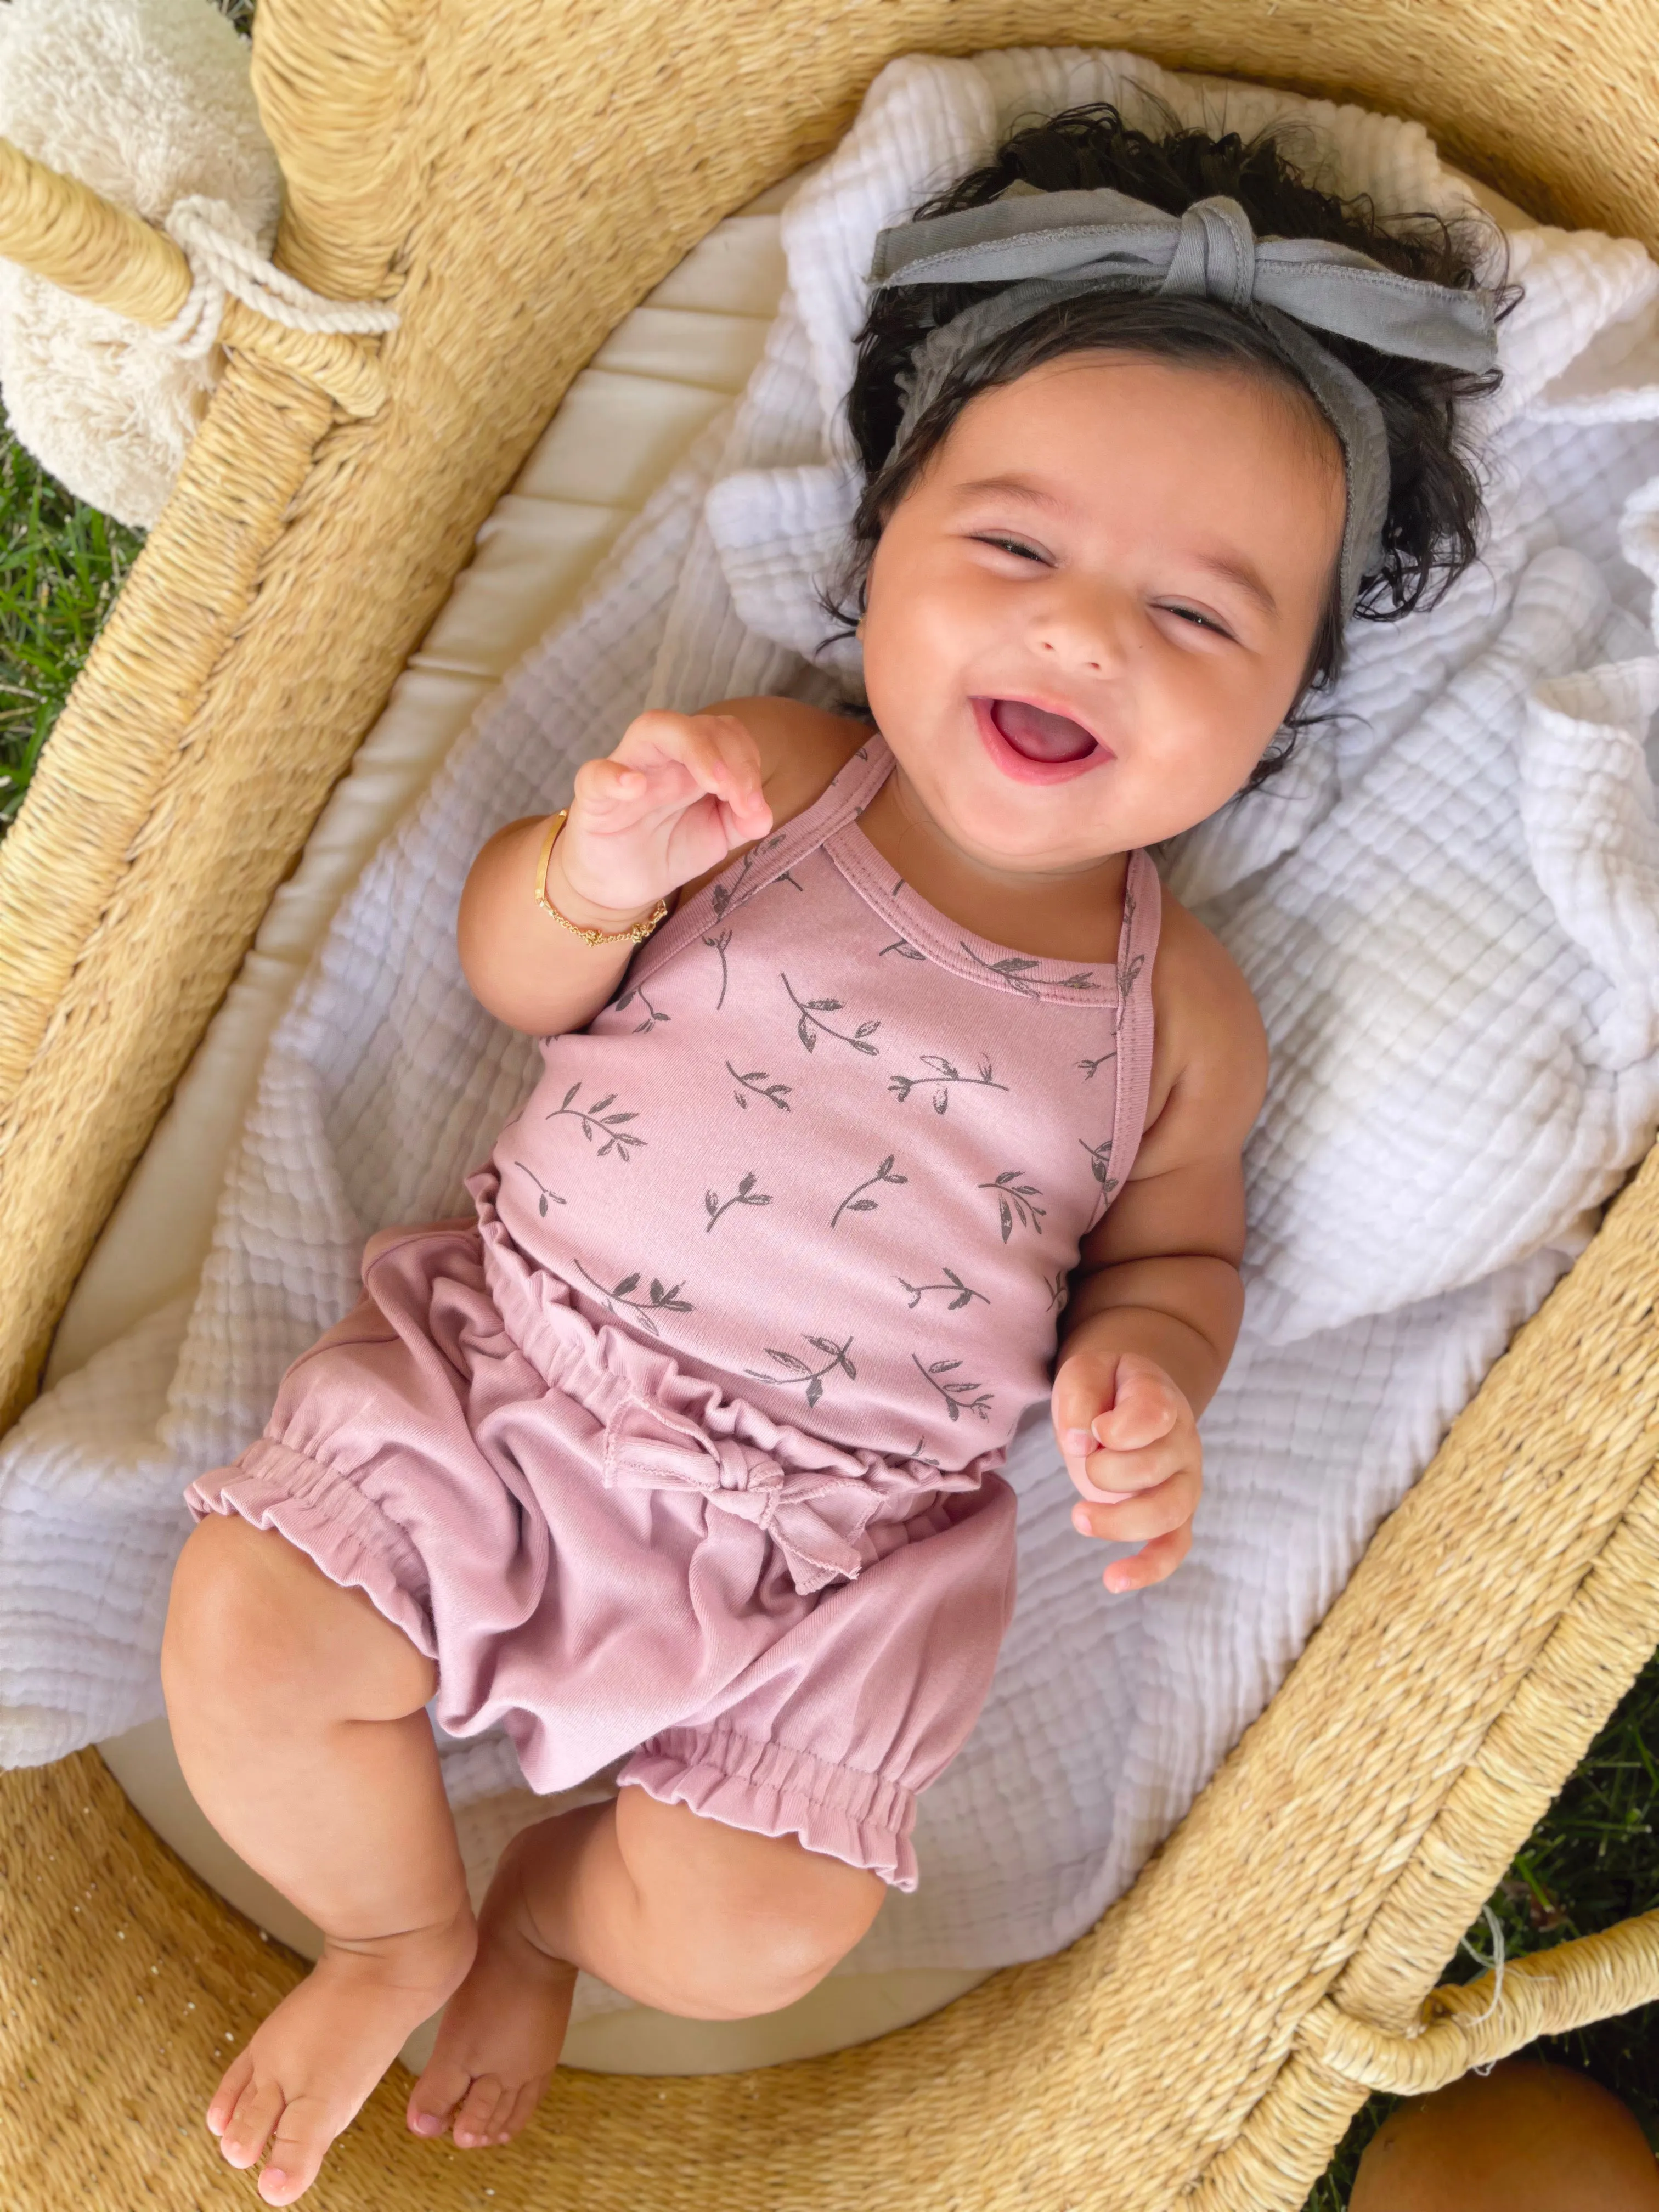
[
  {"xmin": 0, "ymin": 136, "xmax": 388, "ymax": 416},
  {"xmin": 1299, "ymin": 1908, "xmax": 1659, "ymax": 2095},
  {"xmin": 0, "ymin": 135, "xmax": 192, "ymax": 321}
]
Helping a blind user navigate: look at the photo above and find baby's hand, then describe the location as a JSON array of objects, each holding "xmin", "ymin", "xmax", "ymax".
[
  {"xmin": 1051, "ymin": 1350, "xmax": 1201, "ymax": 1593},
  {"xmin": 552, "ymin": 710, "xmax": 774, "ymax": 919}
]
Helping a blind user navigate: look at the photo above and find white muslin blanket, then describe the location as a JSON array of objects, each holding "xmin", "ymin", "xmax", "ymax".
[{"xmin": 6, "ymin": 48, "xmax": 1659, "ymax": 1994}]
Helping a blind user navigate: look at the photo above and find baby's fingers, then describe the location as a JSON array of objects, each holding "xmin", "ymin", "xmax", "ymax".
[
  {"xmin": 619, "ymin": 711, "xmax": 770, "ymax": 831},
  {"xmin": 1091, "ymin": 1354, "xmax": 1183, "ymax": 1452},
  {"xmin": 1070, "ymin": 1464, "xmax": 1199, "ymax": 1547},
  {"xmin": 1101, "ymin": 1523, "xmax": 1193, "ymax": 1595},
  {"xmin": 687, "ymin": 716, "xmax": 773, "ymax": 837},
  {"xmin": 1072, "ymin": 1431, "xmax": 1185, "ymax": 1504},
  {"xmin": 571, "ymin": 753, "xmax": 650, "ymax": 817}
]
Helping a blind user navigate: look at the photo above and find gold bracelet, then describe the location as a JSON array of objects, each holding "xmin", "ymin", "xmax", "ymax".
[{"xmin": 533, "ymin": 808, "xmax": 668, "ymax": 948}]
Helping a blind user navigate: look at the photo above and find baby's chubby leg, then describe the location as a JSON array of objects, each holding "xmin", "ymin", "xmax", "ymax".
[
  {"xmin": 161, "ymin": 1513, "xmax": 475, "ymax": 2205},
  {"xmin": 408, "ymin": 1788, "xmax": 886, "ymax": 2149}
]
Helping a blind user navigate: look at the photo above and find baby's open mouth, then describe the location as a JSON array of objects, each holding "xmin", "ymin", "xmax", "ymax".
[{"xmin": 988, "ymin": 697, "xmax": 1099, "ymax": 763}]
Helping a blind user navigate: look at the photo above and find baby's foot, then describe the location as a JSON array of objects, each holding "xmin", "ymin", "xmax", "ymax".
[
  {"xmin": 406, "ymin": 1829, "xmax": 578, "ymax": 2150},
  {"xmin": 207, "ymin": 1910, "xmax": 476, "ymax": 2204}
]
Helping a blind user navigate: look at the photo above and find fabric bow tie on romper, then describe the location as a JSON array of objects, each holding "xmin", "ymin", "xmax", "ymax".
[
  {"xmin": 868, "ymin": 187, "xmax": 1502, "ymax": 612},
  {"xmin": 601, "ymin": 1388, "xmax": 969, "ymax": 1596}
]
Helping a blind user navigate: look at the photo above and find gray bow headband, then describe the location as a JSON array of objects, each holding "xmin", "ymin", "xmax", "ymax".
[{"xmin": 868, "ymin": 187, "xmax": 1500, "ymax": 611}]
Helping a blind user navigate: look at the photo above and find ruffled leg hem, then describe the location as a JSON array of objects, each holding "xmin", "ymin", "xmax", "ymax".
[
  {"xmin": 184, "ymin": 1436, "xmax": 437, "ymax": 1662},
  {"xmin": 617, "ymin": 1723, "xmax": 919, "ymax": 1892}
]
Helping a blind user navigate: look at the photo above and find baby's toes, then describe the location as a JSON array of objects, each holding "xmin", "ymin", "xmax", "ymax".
[
  {"xmin": 497, "ymin": 2073, "xmax": 551, "ymax": 2143},
  {"xmin": 217, "ymin": 2072, "xmax": 285, "ymax": 2169},
  {"xmin": 452, "ymin": 2073, "xmax": 512, "ymax": 2149},
  {"xmin": 406, "ymin": 2053, "xmax": 471, "ymax": 2139},
  {"xmin": 257, "ymin": 2091, "xmax": 343, "ymax": 2205},
  {"xmin": 206, "ymin": 2049, "xmax": 255, "ymax": 2138}
]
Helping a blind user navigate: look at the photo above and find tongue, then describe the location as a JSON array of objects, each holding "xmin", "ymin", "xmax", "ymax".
[{"xmin": 990, "ymin": 697, "xmax": 1097, "ymax": 763}]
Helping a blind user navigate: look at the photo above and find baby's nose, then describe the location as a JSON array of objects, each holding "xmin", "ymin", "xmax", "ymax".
[{"xmin": 1031, "ymin": 583, "xmax": 1132, "ymax": 674}]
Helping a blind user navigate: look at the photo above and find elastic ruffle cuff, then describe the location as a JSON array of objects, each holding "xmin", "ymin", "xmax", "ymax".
[
  {"xmin": 619, "ymin": 1721, "xmax": 920, "ymax": 1891},
  {"xmin": 184, "ymin": 1436, "xmax": 438, "ymax": 1661}
]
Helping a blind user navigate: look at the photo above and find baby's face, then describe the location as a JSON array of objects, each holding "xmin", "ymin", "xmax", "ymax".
[{"xmin": 860, "ymin": 353, "xmax": 1346, "ymax": 869}]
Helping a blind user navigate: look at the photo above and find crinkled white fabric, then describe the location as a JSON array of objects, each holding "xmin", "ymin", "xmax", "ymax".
[{"xmin": 5, "ymin": 49, "xmax": 1659, "ymax": 1995}]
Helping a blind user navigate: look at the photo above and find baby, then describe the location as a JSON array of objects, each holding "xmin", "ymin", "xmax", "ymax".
[{"xmin": 160, "ymin": 103, "xmax": 1502, "ymax": 2203}]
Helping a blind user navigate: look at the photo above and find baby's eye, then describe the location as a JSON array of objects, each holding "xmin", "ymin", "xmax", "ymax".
[
  {"xmin": 1158, "ymin": 601, "xmax": 1234, "ymax": 639},
  {"xmin": 972, "ymin": 534, "xmax": 1048, "ymax": 563}
]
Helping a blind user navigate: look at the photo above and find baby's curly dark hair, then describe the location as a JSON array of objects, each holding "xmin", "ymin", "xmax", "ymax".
[{"xmin": 830, "ymin": 103, "xmax": 1516, "ymax": 792}]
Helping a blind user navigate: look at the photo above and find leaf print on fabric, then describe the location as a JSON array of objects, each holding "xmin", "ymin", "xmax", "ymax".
[
  {"xmin": 1045, "ymin": 1265, "xmax": 1071, "ymax": 1313},
  {"xmin": 1116, "ymin": 883, "xmax": 1144, "ymax": 998},
  {"xmin": 831, "ymin": 1155, "xmax": 907, "ymax": 1229},
  {"xmin": 781, "ymin": 973, "xmax": 881, "ymax": 1056},
  {"xmin": 978, "ymin": 1169, "xmax": 1046, "ymax": 1242},
  {"xmin": 726, "ymin": 1061, "xmax": 791, "ymax": 1113},
  {"xmin": 703, "ymin": 930, "xmax": 733, "ymax": 1011},
  {"xmin": 574, "ymin": 1260, "xmax": 693, "ymax": 1339},
  {"xmin": 775, "ymin": 868, "xmax": 804, "ymax": 893},
  {"xmin": 878, "ymin": 938, "xmax": 925, "ymax": 962},
  {"xmin": 546, "ymin": 1083, "xmax": 646, "ymax": 1161},
  {"xmin": 744, "ymin": 1334, "xmax": 856, "ymax": 1412},
  {"xmin": 612, "ymin": 984, "xmax": 670, "ymax": 1034},
  {"xmin": 710, "ymin": 833, "xmax": 785, "ymax": 921},
  {"xmin": 888, "ymin": 1054, "xmax": 1009, "ymax": 1115},
  {"xmin": 514, "ymin": 1162, "xmax": 566, "ymax": 1218},
  {"xmin": 897, "ymin": 1267, "xmax": 988, "ymax": 1312},
  {"xmin": 1077, "ymin": 1046, "xmax": 1117, "ymax": 1081},
  {"xmin": 911, "ymin": 1353, "xmax": 994, "ymax": 1423},
  {"xmin": 1079, "ymin": 1136, "xmax": 1119, "ymax": 1199},
  {"xmin": 958, "ymin": 940, "xmax": 1100, "ymax": 998},
  {"xmin": 704, "ymin": 1172, "xmax": 772, "ymax": 1232}
]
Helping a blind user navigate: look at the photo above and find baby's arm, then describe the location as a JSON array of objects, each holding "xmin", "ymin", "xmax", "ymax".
[
  {"xmin": 1050, "ymin": 905, "xmax": 1268, "ymax": 1592},
  {"xmin": 459, "ymin": 701, "xmax": 860, "ymax": 1036}
]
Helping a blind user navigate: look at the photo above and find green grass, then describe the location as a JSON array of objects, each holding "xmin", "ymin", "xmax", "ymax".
[{"xmin": 0, "ymin": 427, "xmax": 143, "ymax": 832}]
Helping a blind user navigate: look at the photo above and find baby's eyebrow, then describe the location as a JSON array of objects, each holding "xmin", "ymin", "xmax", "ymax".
[
  {"xmin": 1187, "ymin": 552, "xmax": 1279, "ymax": 619},
  {"xmin": 952, "ymin": 475, "xmax": 1064, "ymax": 511}
]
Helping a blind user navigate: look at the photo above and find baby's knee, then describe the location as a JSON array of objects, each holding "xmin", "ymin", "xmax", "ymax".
[
  {"xmin": 657, "ymin": 1907, "xmax": 864, "ymax": 2019},
  {"xmin": 162, "ymin": 1513, "xmax": 432, "ymax": 1718},
  {"xmin": 618, "ymin": 1792, "xmax": 884, "ymax": 2018},
  {"xmin": 702, "ymin": 1874, "xmax": 882, "ymax": 2017},
  {"xmin": 163, "ymin": 1514, "xmax": 318, "ymax": 1702}
]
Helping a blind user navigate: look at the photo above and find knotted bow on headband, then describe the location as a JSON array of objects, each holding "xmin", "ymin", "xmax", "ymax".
[{"xmin": 868, "ymin": 187, "xmax": 1500, "ymax": 611}]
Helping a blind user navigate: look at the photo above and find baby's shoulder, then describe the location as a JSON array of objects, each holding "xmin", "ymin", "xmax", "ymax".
[
  {"xmin": 705, "ymin": 695, "xmax": 872, "ymax": 831},
  {"xmin": 1139, "ymin": 883, "xmax": 1268, "ymax": 1156}
]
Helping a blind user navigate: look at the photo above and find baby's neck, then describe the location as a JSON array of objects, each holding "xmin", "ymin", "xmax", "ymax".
[{"xmin": 856, "ymin": 765, "xmax": 1130, "ymax": 965}]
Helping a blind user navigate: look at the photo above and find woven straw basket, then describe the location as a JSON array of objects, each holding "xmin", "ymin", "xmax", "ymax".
[{"xmin": 2, "ymin": 2, "xmax": 1657, "ymax": 2206}]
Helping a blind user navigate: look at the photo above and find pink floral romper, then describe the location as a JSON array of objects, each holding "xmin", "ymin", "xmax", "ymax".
[{"xmin": 187, "ymin": 734, "xmax": 1161, "ymax": 1888}]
